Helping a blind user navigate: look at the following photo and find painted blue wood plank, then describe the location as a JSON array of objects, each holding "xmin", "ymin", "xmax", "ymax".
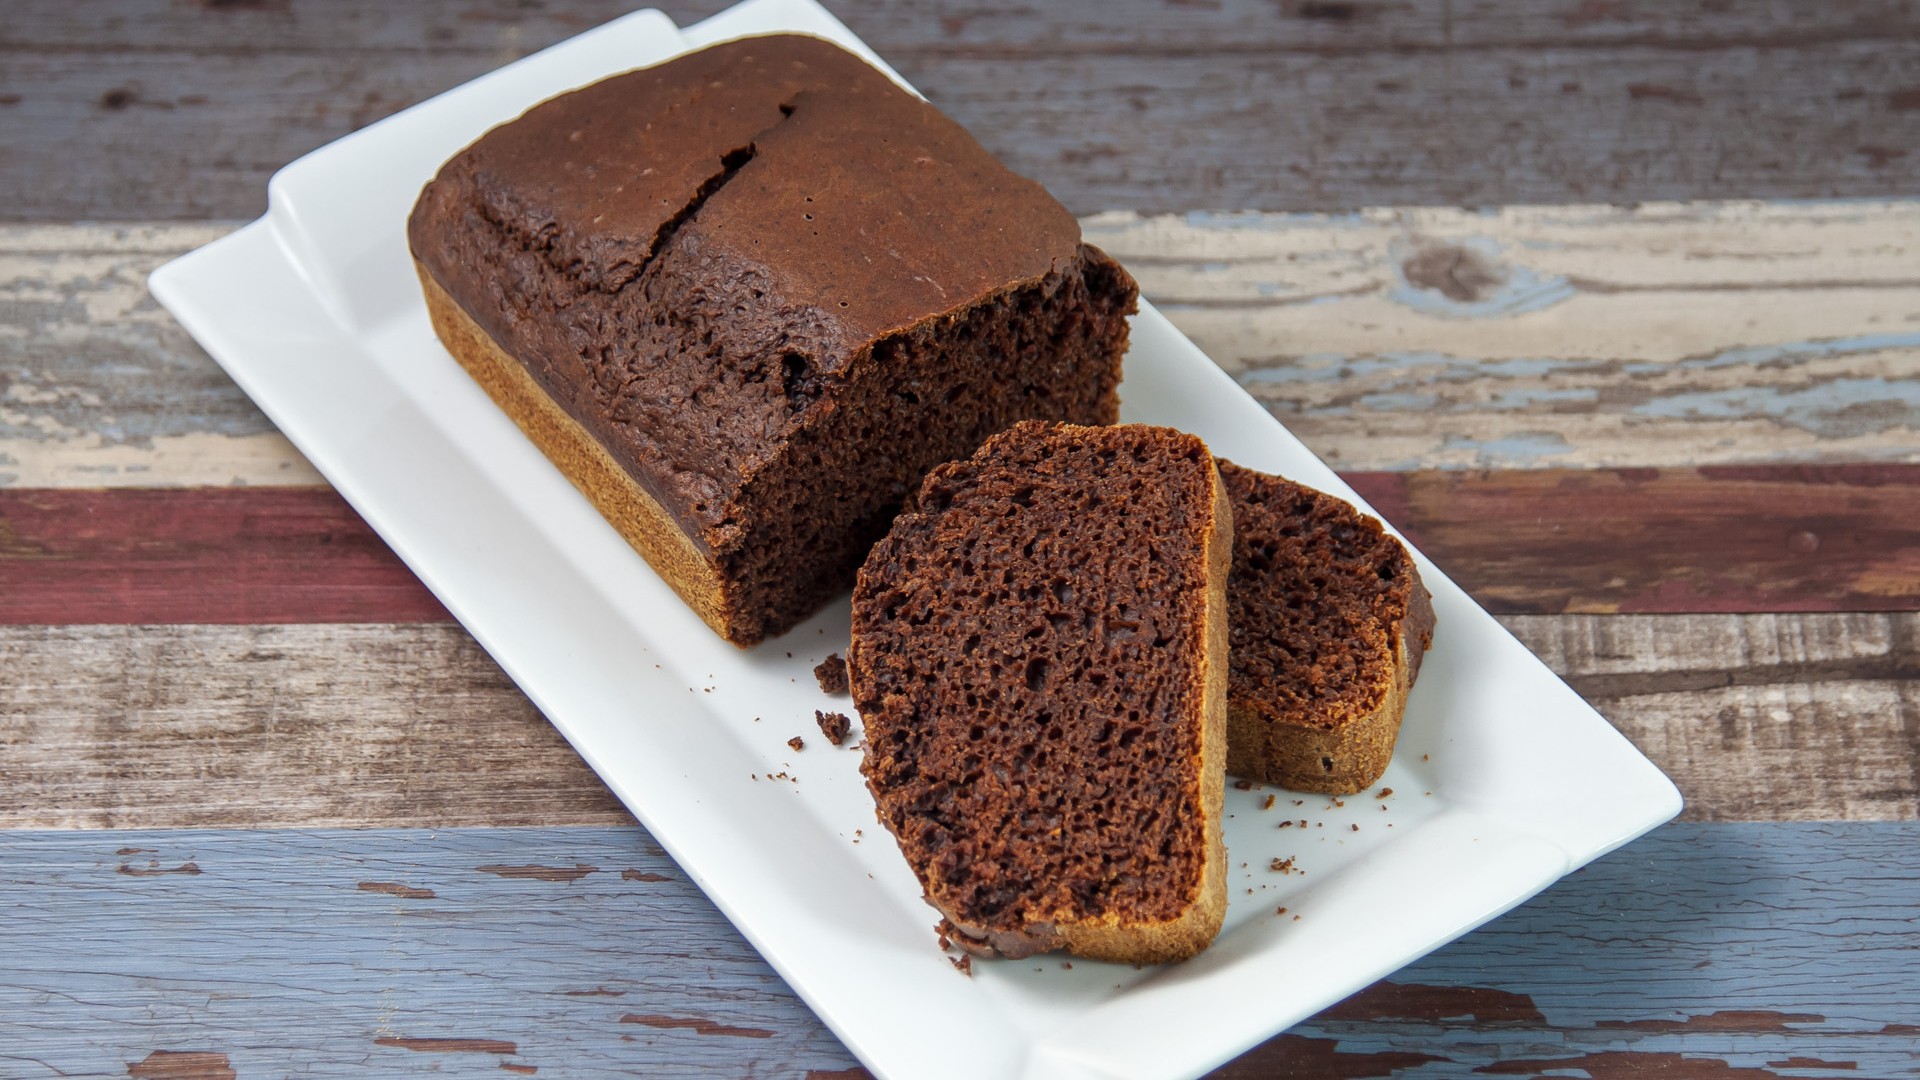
[{"xmin": 1, "ymin": 824, "xmax": 1916, "ymax": 1078}]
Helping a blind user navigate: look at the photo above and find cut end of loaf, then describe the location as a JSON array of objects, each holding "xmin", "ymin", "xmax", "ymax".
[
  {"xmin": 853, "ymin": 422, "xmax": 1229, "ymax": 964},
  {"xmin": 1218, "ymin": 460, "xmax": 1435, "ymax": 793}
]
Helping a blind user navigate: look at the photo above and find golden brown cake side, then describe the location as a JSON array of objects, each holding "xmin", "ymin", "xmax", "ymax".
[{"xmin": 417, "ymin": 263, "xmax": 734, "ymax": 638}]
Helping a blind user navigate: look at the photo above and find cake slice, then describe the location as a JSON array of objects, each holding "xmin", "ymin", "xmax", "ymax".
[
  {"xmin": 408, "ymin": 34, "xmax": 1135, "ymax": 646},
  {"xmin": 1219, "ymin": 461, "xmax": 1435, "ymax": 794},
  {"xmin": 851, "ymin": 422, "xmax": 1230, "ymax": 964}
]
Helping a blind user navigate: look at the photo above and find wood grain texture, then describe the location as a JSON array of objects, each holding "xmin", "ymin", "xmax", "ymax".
[
  {"xmin": 5, "ymin": 1, "xmax": 1920, "ymax": 218},
  {"xmin": 1356, "ymin": 466, "xmax": 1920, "ymax": 615},
  {"xmin": 7, "ymin": 466, "xmax": 1913, "ymax": 623},
  {"xmin": 0, "ymin": 223, "xmax": 320, "ymax": 488},
  {"xmin": 1087, "ymin": 201, "xmax": 1920, "ymax": 471},
  {"xmin": 0, "ymin": 623, "xmax": 628, "ymax": 830},
  {"xmin": 9, "ymin": 206, "xmax": 1917, "ymax": 486},
  {"xmin": 1, "ymin": 823, "xmax": 1915, "ymax": 1078},
  {"xmin": 0, "ymin": 488, "xmax": 451, "ymax": 624},
  {"xmin": 4, "ymin": 616, "xmax": 1913, "ymax": 830},
  {"xmin": 1509, "ymin": 613, "xmax": 1920, "ymax": 823}
]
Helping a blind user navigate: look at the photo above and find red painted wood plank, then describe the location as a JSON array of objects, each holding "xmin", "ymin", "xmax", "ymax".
[
  {"xmin": 1345, "ymin": 465, "xmax": 1920, "ymax": 615},
  {"xmin": 0, "ymin": 488, "xmax": 450, "ymax": 624},
  {"xmin": 3, "ymin": 465, "xmax": 1916, "ymax": 625}
]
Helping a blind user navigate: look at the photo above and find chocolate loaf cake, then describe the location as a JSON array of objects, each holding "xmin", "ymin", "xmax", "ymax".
[
  {"xmin": 851, "ymin": 422, "xmax": 1230, "ymax": 964},
  {"xmin": 1220, "ymin": 462, "xmax": 1435, "ymax": 794},
  {"xmin": 408, "ymin": 35, "xmax": 1136, "ymax": 645}
]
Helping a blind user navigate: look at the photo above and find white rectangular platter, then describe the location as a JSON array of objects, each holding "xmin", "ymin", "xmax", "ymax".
[{"xmin": 149, "ymin": 2, "xmax": 1683, "ymax": 1077}]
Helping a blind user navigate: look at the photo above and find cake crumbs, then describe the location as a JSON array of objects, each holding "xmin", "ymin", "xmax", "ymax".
[
  {"xmin": 1292, "ymin": 799, "xmax": 1304, "ymax": 807},
  {"xmin": 1293, "ymin": 914, "xmax": 1301, "ymax": 921},
  {"xmin": 1276, "ymin": 907, "xmax": 1288, "ymax": 916},
  {"xmin": 1377, "ymin": 788, "xmax": 1393, "ymax": 798},
  {"xmin": 787, "ymin": 736, "xmax": 805, "ymax": 752},
  {"xmin": 1328, "ymin": 797, "xmax": 1345, "ymax": 808},
  {"xmin": 1351, "ymin": 823, "xmax": 1359, "ymax": 832},
  {"xmin": 1262, "ymin": 795, "xmax": 1276, "ymax": 810},
  {"xmin": 813, "ymin": 653, "xmax": 850, "ymax": 695},
  {"xmin": 950, "ymin": 955, "xmax": 973, "ymax": 977},
  {"xmin": 815, "ymin": 710, "xmax": 852, "ymax": 746},
  {"xmin": 1278, "ymin": 820, "xmax": 1294, "ymax": 829},
  {"xmin": 1422, "ymin": 753, "xmax": 1430, "ymax": 761},
  {"xmin": 1232, "ymin": 779, "xmax": 1253, "ymax": 791},
  {"xmin": 1061, "ymin": 962, "xmax": 1072, "ymax": 970},
  {"xmin": 1268, "ymin": 857, "xmax": 1299, "ymax": 874}
]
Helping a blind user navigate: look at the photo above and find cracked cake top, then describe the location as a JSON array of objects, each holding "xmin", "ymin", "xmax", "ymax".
[{"xmin": 408, "ymin": 34, "xmax": 1081, "ymax": 352}]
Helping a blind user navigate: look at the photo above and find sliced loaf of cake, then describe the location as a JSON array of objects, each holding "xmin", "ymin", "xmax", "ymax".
[
  {"xmin": 1219, "ymin": 461, "xmax": 1435, "ymax": 794},
  {"xmin": 408, "ymin": 35, "xmax": 1135, "ymax": 646},
  {"xmin": 851, "ymin": 421, "xmax": 1230, "ymax": 964}
]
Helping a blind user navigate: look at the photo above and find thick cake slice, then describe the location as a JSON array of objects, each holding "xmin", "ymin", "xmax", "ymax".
[
  {"xmin": 851, "ymin": 422, "xmax": 1230, "ymax": 964},
  {"xmin": 1219, "ymin": 461, "xmax": 1435, "ymax": 794},
  {"xmin": 408, "ymin": 34, "xmax": 1135, "ymax": 646}
]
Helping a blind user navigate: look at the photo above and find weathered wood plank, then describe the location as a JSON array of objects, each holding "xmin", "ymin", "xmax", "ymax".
[
  {"xmin": 5, "ymin": 1, "xmax": 1920, "ymax": 218},
  {"xmin": 9, "ymin": 206, "xmax": 1917, "ymax": 485},
  {"xmin": 0, "ymin": 488, "xmax": 451, "ymax": 624},
  {"xmin": 0, "ymin": 223, "xmax": 320, "ymax": 488},
  {"xmin": 0, "ymin": 623, "xmax": 629, "ymax": 830},
  {"xmin": 1087, "ymin": 201, "xmax": 1920, "ymax": 471},
  {"xmin": 7, "ymin": 467, "xmax": 1914, "ymax": 623},
  {"xmin": 1506, "ymin": 613, "xmax": 1920, "ymax": 823},
  {"xmin": 3, "ymin": 616, "xmax": 1913, "ymax": 830},
  {"xmin": 1361, "ymin": 466, "xmax": 1920, "ymax": 614},
  {"xmin": 1, "ymin": 823, "xmax": 1915, "ymax": 1078}
]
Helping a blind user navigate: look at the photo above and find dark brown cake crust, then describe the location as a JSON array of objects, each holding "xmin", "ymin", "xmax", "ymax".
[
  {"xmin": 852, "ymin": 421, "xmax": 1229, "ymax": 964},
  {"xmin": 409, "ymin": 35, "xmax": 1135, "ymax": 645},
  {"xmin": 1218, "ymin": 461, "xmax": 1435, "ymax": 793}
]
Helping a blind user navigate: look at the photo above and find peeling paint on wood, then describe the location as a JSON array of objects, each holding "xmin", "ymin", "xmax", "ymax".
[
  {"xmin": 4, "ymin": 823, "xmax": 1913, "ymax": 1078},
  {"xmin": 356, "ymin": 880, "xmax": 435, "ymax": 900},
  {"xmin": 1316, "ymin": 981, "xmax": 1545, "ymax": 1026},
  {"xmin": 1086, "ymin": 201, "xmax": 1920, "ymax": 471},
  {"xmin": 124, "ymin": 1050, "xmax": 236, "ymax": 1080},
  {"xmin": 475, "ymin": 863, "xmax": 597, "ymax": 883},
  {"xmin": 0, "ymin": 223, "xmax": 321, "ymax": 488},
  {"xmin": 6, "ymin": 207, "xmax": 1919, "ymax": 487},
  {"xmin": 619, "ymin": 1014, "xmax": 777, "ymax": 1039},
  {"xmin": 373, "ymin": 1037, "xmax": 517, "ymax": 1055},
  {"xmin": 1602, "ymin": 1012, "xmax": 1829, "ymax": 1034},
  {"xmin": 1214, "ymin": 1033, "xmax": 1446, "ymax": 1078}
]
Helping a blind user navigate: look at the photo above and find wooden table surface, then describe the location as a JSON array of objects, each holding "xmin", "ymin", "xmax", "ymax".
[{"xmin": 4, "ymin": 2, "xmax": 1919, "ymax": 1078}]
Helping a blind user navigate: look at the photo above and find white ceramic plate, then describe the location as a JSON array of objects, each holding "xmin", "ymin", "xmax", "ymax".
[{"xmin": 149, "ymin": 2, "xmax": 1683, "ymax": 1077}]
